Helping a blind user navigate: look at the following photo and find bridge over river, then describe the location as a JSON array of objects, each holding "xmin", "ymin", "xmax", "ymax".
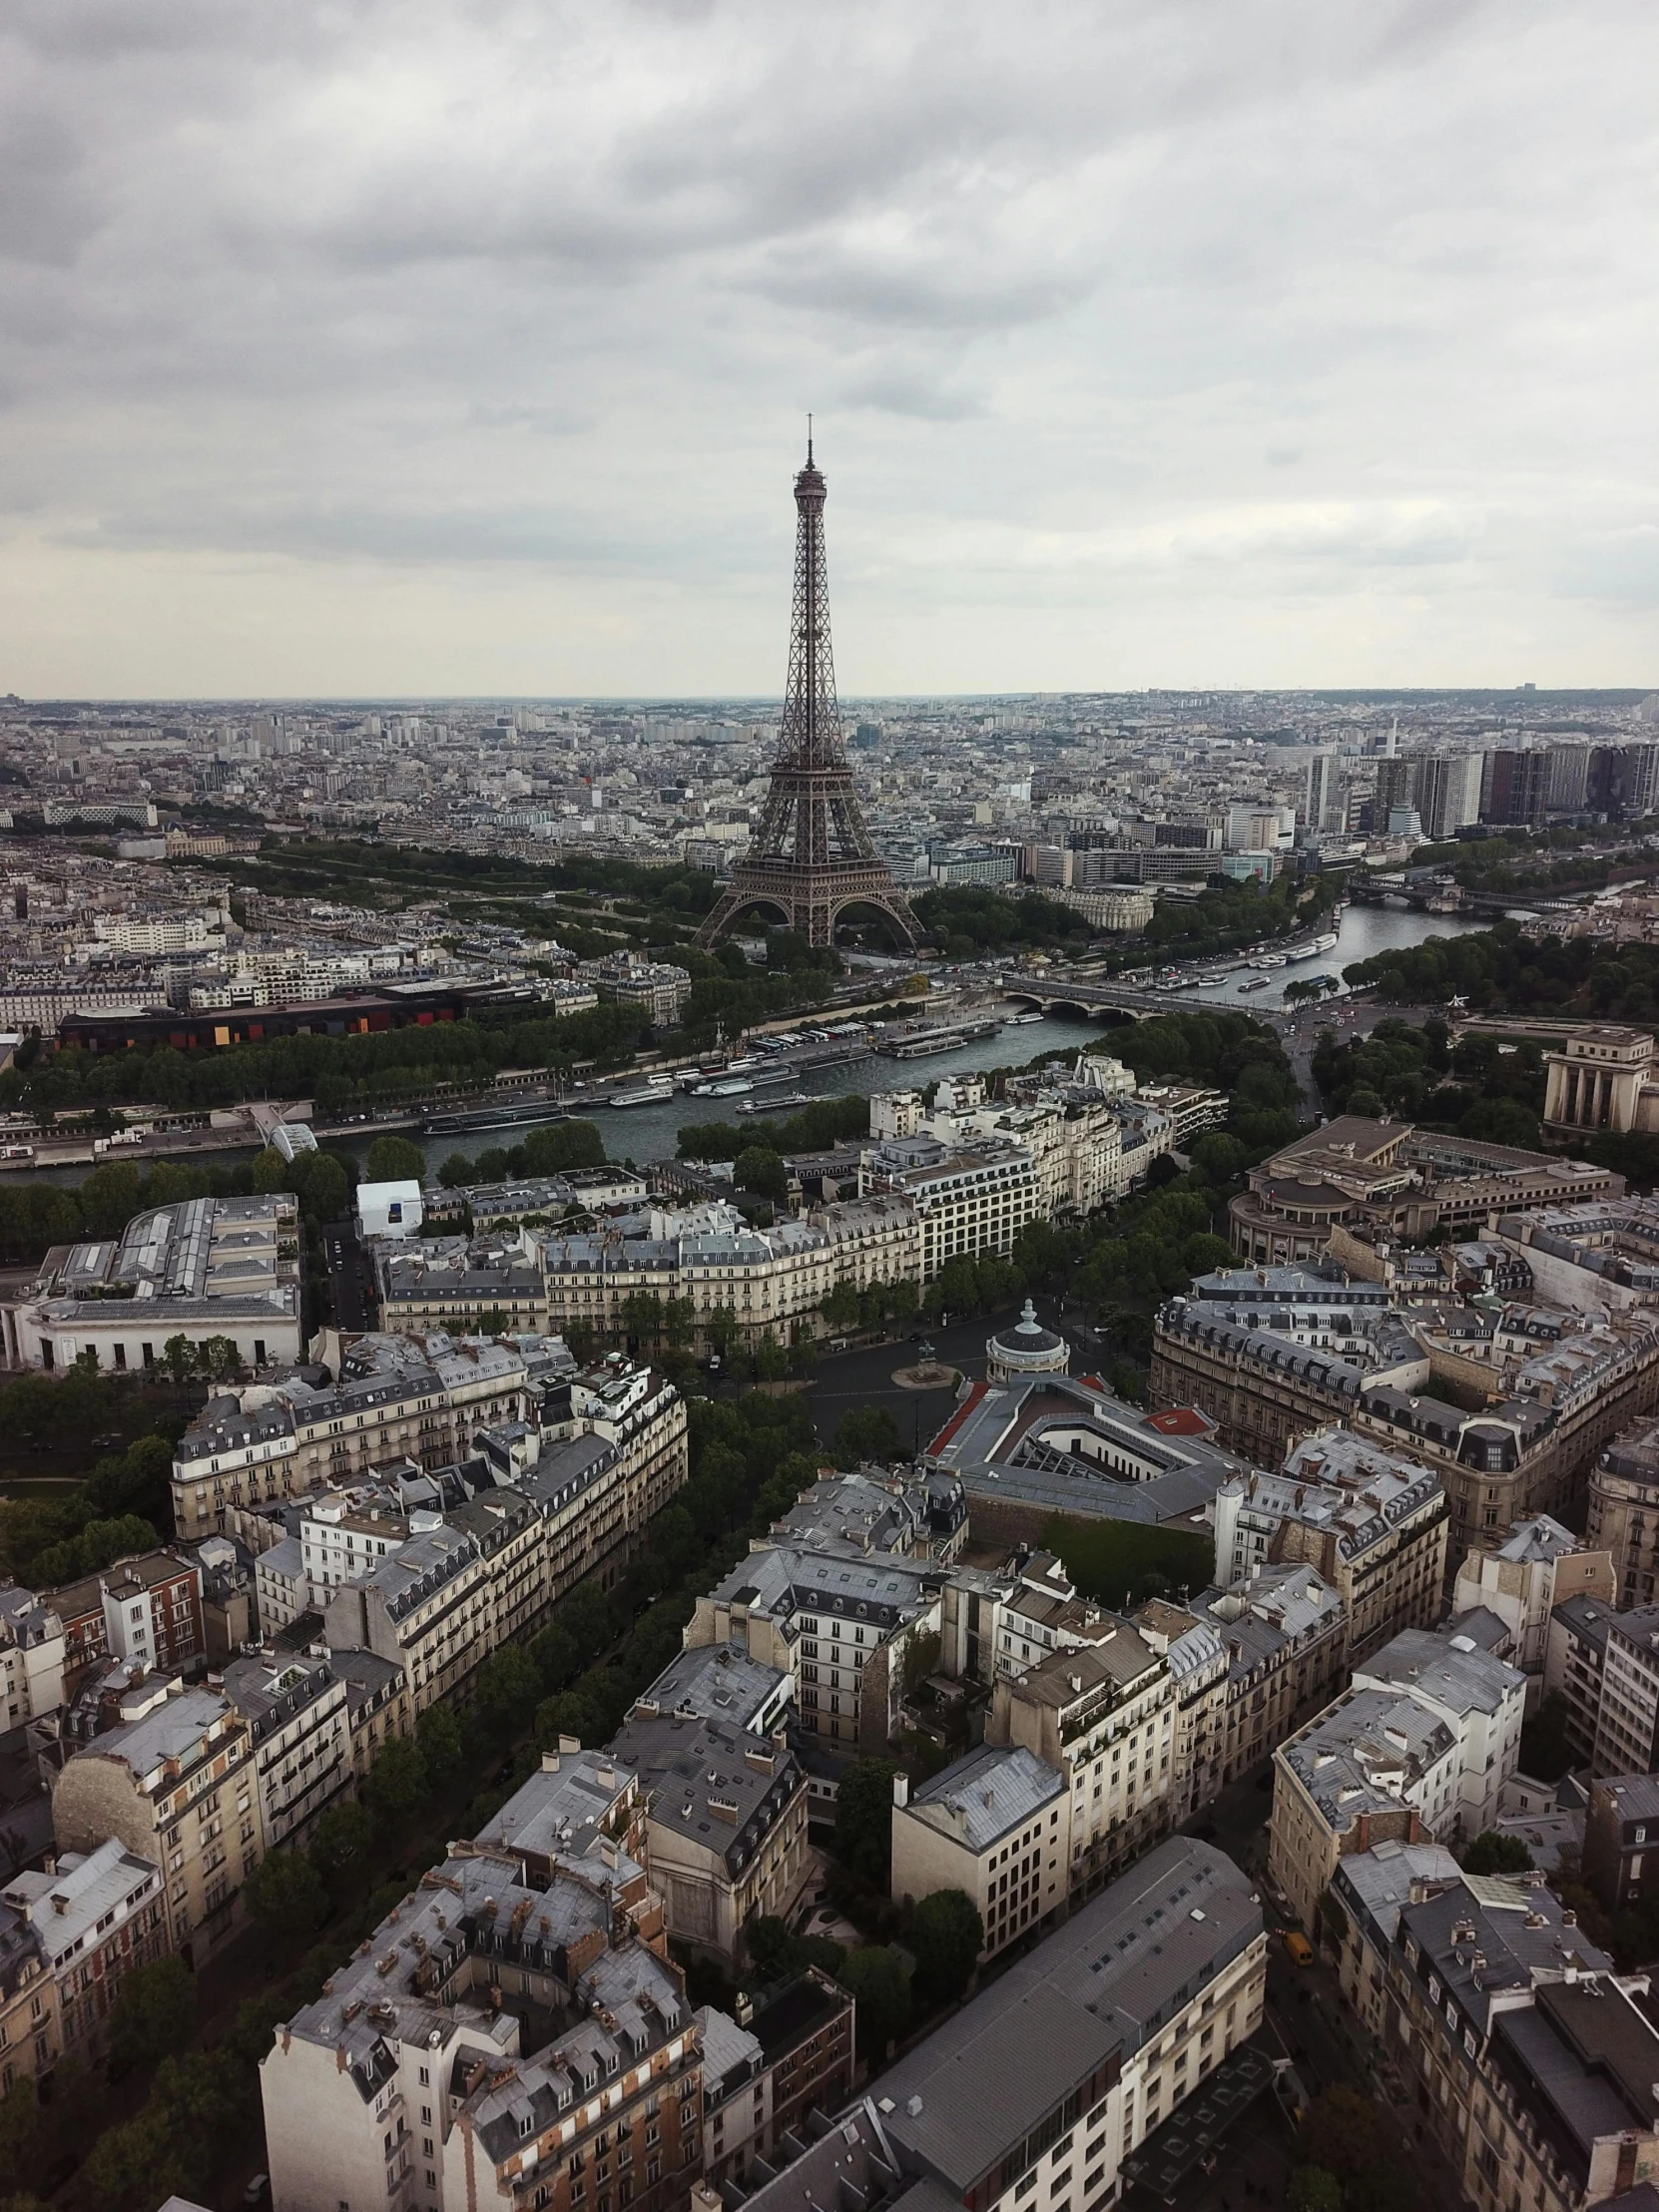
[{"xmin": 1002, "ymin": 972, "xmax": 1290, "ymax": 1024}]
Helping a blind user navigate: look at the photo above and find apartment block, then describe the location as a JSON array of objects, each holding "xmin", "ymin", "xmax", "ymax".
[
  {"xmin": 1351, "ymin": 1627, "xmax": 1525, "ymax": 1841},
  {"xmin": 989, "ymin": 1618, "xmax": 1177, "ymax": 1895},
  {"xmin": 222, "ymin": 1647, "xmax": 351, "ymax": 1849},
  {"xmin": 330, "ymin": 1646, "xmax": 413, "ymax": 1778},
  {"xmin": 606, "ymin": 1709, "xmax": 810, "ymax": 1966},
  {"xmin": 1583, "ymin": 1773, "xmax": 1659, "ymax": 1917},
  {"xmin": 50, "ymin": 1680, "xmax": 263, "ymax": 1961},
  {"xmin": 1327, "ymin": 1838, "xmax": 1462, "ymax": 2045},
  {"xmin": 322, "ymin": 1523, "xmax": 493, "ymax": 1717},
  {"xmin": 1587, "ymin": 1603, "xmax": 1659, "ymax": 1779},
  {"xmin": 45, "ymin": 1547, "xmax": 206, "ymax": 1686},
  {"xmin": 871, "ymin": 1838, "xmax": 1266, "ymax": 2212},
  {"xmin": 1135, "ymin": 1561, "xmax": 1349, "ymax": 1796},
  {"xmin": 889, "ymin": 1744, "xmax": 1069, "ymax": 1959},
  {"xmin": 0, "ymin": 1897, "xmax": 56, "ymax": 2094},
  {"xmin": 1588, "ymin": 1414, "xmax": 1659, "ymax": 1608},
  {"xmin": 262, "ymin": 1759, "xmax": 698, "ymax": 2212},
  {"xmin": 1269, "ymin": 1687, "xmax": 1455, "ymax": 1936},
  {"xmin": 860, "ymin": 1134, "xmax": 1039, "ymax": 1278},
  {"xmin": 1387, "ymin": 1875, "xmax": 1659, "ymax": 2212},
  {"xmin": 688, "ymin": 1548, "xmax": 942, "ymax": 1755},
  {"xmin": 0, "ymin": 1585, "xmax": 66, "ymax": 1728},
  {"xmin": 170, "ymin": 1330, "xmax": 535, "ymax": 1539},
  {"xmin": 1214, "ymin": 1429, "xmax": 1448, "ymax": 1655},
  {"xmin": 3, "ymin": 1194, "xmax": 302, "ymax": 1375},
  {"xmin": 698, "ymin": 1972, "xmax": 853, "ymax": 2192},
  {"xmin": 2, "ymin": 1837, "xmax": 166, "ymax": 2064},
  {"xmin": 1452, "ymin": 1514, "xmax": 1615, "ymax": 1697}
]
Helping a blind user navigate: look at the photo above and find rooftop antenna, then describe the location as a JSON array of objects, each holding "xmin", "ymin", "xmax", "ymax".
[{"xmin": 807, "ymin": 412, "xmax": 814, "ymax": 463}]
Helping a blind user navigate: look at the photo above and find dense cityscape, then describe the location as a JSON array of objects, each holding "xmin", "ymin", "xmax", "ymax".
[
  {"xmin": 4, "ymin": 617, "xmax": 1659, "ymax": 2212},
  {"xmin": 4, "ymin": 6, "xmax": 1656, "ymax": 2212}
]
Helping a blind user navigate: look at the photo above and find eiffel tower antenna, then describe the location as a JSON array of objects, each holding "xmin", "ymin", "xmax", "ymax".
[{"xmin": 696, "ymin": 442, "xmax": 920, "ymax": 954}]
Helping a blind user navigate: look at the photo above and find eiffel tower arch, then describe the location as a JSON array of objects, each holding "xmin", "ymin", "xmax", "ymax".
[{"xmin": 697, "ymin": 443, "xmax": 922, "ymax": 955}]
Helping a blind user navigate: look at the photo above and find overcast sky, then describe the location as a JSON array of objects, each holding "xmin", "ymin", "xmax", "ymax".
[{"xmin": 2, "ymin": 0, "xmax": 1656, "ymax": 699}]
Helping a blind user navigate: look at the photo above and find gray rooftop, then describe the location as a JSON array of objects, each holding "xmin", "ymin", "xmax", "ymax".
[
  {"xmin": 608, "ymin": 1710, "xmax": 802, "ymax": 1875},
  {"xmin": 1356, "ymin": 1625, "xmax": 1524, "ymax": 1720},
  {"xmin": 636, "ymin": 1641, "xmax": 789, "ymax": 1733},
  {"xmin": 874, "ymin": 1839, "xmax": 1261, "ymax": 2194},
  {"xmin": 904, "ymin": 1743, "xmax": 1066, "ymax": 1855}
]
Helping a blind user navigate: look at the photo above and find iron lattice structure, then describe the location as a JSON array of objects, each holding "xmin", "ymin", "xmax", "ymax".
[{"xmin": 696, "ymin": 444, "xmax": 921, "ymax": 952}]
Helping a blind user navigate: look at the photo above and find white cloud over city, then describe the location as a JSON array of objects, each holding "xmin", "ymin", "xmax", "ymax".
[{"xmin": 1, "ymin": 0, "xmax": 1655, "ymax": 695}]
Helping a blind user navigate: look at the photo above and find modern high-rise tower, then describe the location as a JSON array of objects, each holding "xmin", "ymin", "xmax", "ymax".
[{"xmin": 696, "ymin": 443, "xmax": 921, "ymax": 953}]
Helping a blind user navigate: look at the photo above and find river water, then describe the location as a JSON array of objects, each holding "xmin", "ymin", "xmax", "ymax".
[
  {"xmin": 1153, "ymin": 898, "xmax": 1488, "ymax": 1015},
  {"xmin": 388, "ymin": 901, "xmax": 1491, "ymax": 1176},
  {"xmin": 29, "ymin": 902, "xmax": 1490, "ymax": 1186}
]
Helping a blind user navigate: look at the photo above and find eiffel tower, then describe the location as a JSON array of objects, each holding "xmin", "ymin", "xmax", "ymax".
[{"xmin": 696, "ymin": 439, "xmax": 921, "ymax": 953}]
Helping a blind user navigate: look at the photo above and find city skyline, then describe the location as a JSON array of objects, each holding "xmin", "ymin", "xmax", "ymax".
[{"xmin": 1, "ymin": 1, "xmax": 1655, "ymax": 697}]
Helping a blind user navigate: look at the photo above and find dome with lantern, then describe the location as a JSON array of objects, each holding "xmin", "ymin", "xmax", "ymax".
[{"xmin": 985, "ymin": 1299, "xmax": 1070, "ymax": 1383}]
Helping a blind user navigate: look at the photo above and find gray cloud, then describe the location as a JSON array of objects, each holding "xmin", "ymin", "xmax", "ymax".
[{"xmin": 0, "ymin": 0, "xmax": 1654, "ymax": 692}]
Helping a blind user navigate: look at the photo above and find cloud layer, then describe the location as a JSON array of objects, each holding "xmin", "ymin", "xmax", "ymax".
[{"xmin": 1, "ymin": 0, "xmax": 1656, "ymax": 695}]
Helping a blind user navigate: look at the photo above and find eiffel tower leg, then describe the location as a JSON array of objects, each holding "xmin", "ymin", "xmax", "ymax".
[
  {"xmin": 695, "ymin": 887, "xmax": 758, "ymax": 950},
  {"xmin": 829, "ymin": 889, "xmax": 924, "ymax": 953}
]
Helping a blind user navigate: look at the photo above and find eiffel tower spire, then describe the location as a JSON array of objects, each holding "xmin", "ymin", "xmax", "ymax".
[{"xmin": 696, "ymin": 442, "xmax": 921, "ymax": 953}]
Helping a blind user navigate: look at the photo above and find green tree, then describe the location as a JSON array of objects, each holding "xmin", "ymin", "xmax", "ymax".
[
  {"xmin": 162, "ymin": 1334, "xmax": 198, "ymax": 1385},
  {"xmin": 830, "ymin": 1404, "xmax": 901, "ymax": 1470},
  {"xmin": 821, "ymin": 1279, "xmax": 862, "ymax": 1329},
  {"xmin": 289, "ymin": 1149, "xmax": 352, "ymax": 1222},
  {"xmin": 363, "ymin": 1736, "xmax": 428, "ymax": 1824},
  {"xmin": 474, "ymin": 1643, "xmax": 544, "ymax": 1734},
  {"xmin": 107, "ymin": 1955, "xmax": 197, "ymax": 2076},
  {"xmin": 519, "ymin": 1119, "xmax": 606, "ymax": 1174},
  {"xmin": 743, "ymin": 1915, "xmax": 844, "ymax": 1988},
  {"xmin": 201, "ymin": 1334, "xmax": 243, "ymax": 1382},
  {"xmin": 365, "ymin": 1134, "xmax": 427, "ymax": 1184},
  {"xmin": 0, "ymin": 2078, "xmax": 41, "ymax": 2198},
  {"xmin": 1462, "ymin": 1830, "xmax": 1534, "ymax": 1876},
  {"xmin": 909, "ymin": 1889, "xmax": 983, "ymax": 2007},
  {"xmin": 840, "ymin": 1944, "xmax": 912, "ymax": 2058},
  {"xmin": 706, "ymin": 1305, "xmax": 742, "ymax": 1357},
  {"xmin": 417, "ymin": 1701, "xmax": 465, "ymax": 1786},
  {"xmin": 621, "ymin": 1290, "xmax": 665, "ymax": 1346},
  {"xmin": 734, "ymin": 1146, "xmax": 789, "ymax": 1203},
  {"xmin": 834, "ymin": 1757, "xmax": 898, "ymax": 1887},
  {"xmin": 753, "ymin": 1331, "xmax": 789, "ymax": 1382},
  {"xmin": 76, "ymin": 1162, "xmax": 145, "ymax": 1239},
  {"xmin": 1287, "ymin": 2171, "xmax": 1344, "ymax": 2212},
  {"xmin": 437, "ymin": 1150, "xmax": 476, "ymax": 1188},
  {"xmin": 242, "ymin": 1845, "xmax": 327, "ymax": 1943},
  {"xmin": 1298, "ymin": 2086, "xmax": 1386, "ymax": 2184},
  {"xmin": 309, "ymin": 1799, "xmax": 374, "ymax": 1885}
]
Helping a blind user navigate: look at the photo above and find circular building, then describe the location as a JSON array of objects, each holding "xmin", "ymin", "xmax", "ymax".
[{"xmin": 986, "ymin": 1300, "xmax": 1070, "ymax": 1383}]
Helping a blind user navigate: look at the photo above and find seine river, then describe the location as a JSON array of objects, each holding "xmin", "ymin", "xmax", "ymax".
[
  {"xmin": 29, "ymin": 901, "xmax": 1489, "ymax": 1186},
  {"xmin": 386, "ymin": 900, "xmax": 1489, "ymax": 1176}
]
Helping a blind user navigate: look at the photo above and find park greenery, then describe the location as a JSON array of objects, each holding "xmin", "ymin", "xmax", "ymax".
[
  {"xmin": 675, "ymin": 1091, "xmax": 871, "ymax": 1162},
  {"xmin": 1344, "ymin": 916, "xmax": 1659, "ymax": 1022},
  {"xmin": 1287, "ymin": 2084, "xmax": 1422, "ymax": 2212},
  {"xmin": 1132, "ymin": 862, "xmax": 1342, "ymax": 965},
  {"xmin": 433, "ymin": 1116, "xmax": 608, "ymax": 1188},
  {"xmin": 0, "ymin": 1366, "xmax": 187, "ymax": 1582},
  {"xmin": 910, "ymin": 883, "xmax": 1097, "ymax": 956},
  {"xmin": 0, "ymin": 995, "xmax": 652, "ymax": 1120},
  {"xmin": 0, "ymin": 1154, "xmax": 270, "ymax": 1267},
  {"xmin": 1311, "ymin": 1014, "xmax": 1549, "ymax": 1150},
  {"xmin": 1042, "ymin": 1512, "xmax": 1214, "ymax": 1610}
]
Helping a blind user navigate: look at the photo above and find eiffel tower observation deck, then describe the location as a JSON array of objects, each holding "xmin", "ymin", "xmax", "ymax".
[{"xmin": 696, "ymin": 441, "xmax": 922, "ymax": 953}]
